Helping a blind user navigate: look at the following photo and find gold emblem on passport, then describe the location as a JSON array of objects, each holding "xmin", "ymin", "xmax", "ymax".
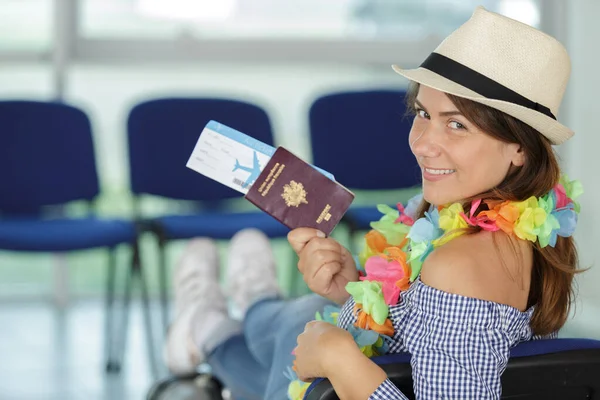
[{"xmin": 282, "ymin": 180, "xmax": 308, "ymax": 207}]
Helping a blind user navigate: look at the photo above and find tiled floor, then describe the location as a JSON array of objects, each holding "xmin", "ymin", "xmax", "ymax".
[{"xmin": 0, "ymin": 298, "xmax": 164, "ymax": 400}]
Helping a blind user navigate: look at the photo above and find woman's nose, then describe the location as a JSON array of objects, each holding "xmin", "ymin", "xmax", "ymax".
[{"xmin": 410, "ymin": 125, "xmax": 440, "ymax": 158}]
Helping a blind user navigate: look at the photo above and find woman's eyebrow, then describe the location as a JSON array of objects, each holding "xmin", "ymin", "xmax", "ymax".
[
  {"xmin": 414, "ymin": 99, "xmax": 427, "ymax": 110},
  {"xmin": 414, "ymin": 99, "xmax": 462, "ymax": 117},
  {"xmin": 439, "ymin": 110, "xmax": 463, "ymax": 117}
]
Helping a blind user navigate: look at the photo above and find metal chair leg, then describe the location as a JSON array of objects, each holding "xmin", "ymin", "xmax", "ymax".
[
  {"xmin": 134, "ymin": 240, "xmax": 159, "ymax": 379},
  {"xmin": 105, "ymin": 247, "xmax": 120, "ymax": 373},
  {"xmin": 105, "ymin": 239, "xmax": 159, "ymax": 378},
  {"xmin": 111, "ymin": 243, "xmax": 134, "ymax": 372},
  {"xmin": 158, "ymin": 237, "xmax": 169, "ymax": 333}
]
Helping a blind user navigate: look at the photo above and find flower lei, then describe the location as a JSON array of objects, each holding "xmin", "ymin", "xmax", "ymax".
[{"xmin": 286, "ymin": 175, "xmax": 582, "ymax": 399}]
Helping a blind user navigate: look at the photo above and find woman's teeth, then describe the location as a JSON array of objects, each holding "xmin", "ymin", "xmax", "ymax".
[{"xmin": 425, "ymin": 168, "xmax": 456, "ymax": 175}]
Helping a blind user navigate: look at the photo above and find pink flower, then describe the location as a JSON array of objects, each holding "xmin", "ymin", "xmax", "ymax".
[
  {"xmin": 362, "ymin": 248, "xmax": 409, "ymax": 305},
  {"xmin": 394, "ymin": 202, "xmax": 415, "ymax": 226},
  {"xmin": 553, "ymin": 183, "xmax": 570, "ymax": 209}
]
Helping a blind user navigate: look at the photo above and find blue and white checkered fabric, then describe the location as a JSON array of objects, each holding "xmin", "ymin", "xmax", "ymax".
[{"xmin": 337, "ymin": 278, "xmax": 552, "ymax": 399}]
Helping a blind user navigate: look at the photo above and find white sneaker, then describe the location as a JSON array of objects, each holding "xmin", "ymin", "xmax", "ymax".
[
  {"xmin": 225, "ymin": 229, "xmax": 282, "ymax": 319},
  {"xmin": 164, "ymin": 238, "xmax": 228, "ymax": 376}
]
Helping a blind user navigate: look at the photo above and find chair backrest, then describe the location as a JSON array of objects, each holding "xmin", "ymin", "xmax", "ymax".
[
  {"xmin": 0, "ymin": 101, "xmax": 99, "ymax": 215},
  {"xmin": 127, "ymin": 98, "xmax": 275, "ymax": 202},
  {"xmin": 309, "ymin": 90, "xmax": 421, "ymax": 191}
]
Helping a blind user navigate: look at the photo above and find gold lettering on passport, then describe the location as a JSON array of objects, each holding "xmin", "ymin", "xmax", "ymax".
[
  {"xmin": 316, "ymin": 204, "xmax": 332, "ymax": 224},
  {"xmin": 261, "ymin": 163, "xmax": 286, "ymax": 197},
  {"xmin": 281, "ymin": 180, "xmax": 308, "ymax": 207},
  {"xmin": 274, "ymin": 163, "xmax": 285, "ymax": 179},
  {"xmin": 259, "ymin": 163, "xmax": 279, "ymax": 193}
]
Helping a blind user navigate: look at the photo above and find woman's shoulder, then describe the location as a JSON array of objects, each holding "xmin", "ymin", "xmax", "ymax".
[{"xmin": 420, "ymin": 230, "xmax": 532, "ymax": 310}]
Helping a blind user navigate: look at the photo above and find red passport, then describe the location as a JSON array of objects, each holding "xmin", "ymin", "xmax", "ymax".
[{"xmin": 245, "ymin": 147, "xmax": 355, "ymax": 236}]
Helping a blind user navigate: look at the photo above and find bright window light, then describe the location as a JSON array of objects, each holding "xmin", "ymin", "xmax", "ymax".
[
  {"xmin": 498, "ymin": 0, "xmax": 540, "ymax": 27},
  {"xmin": 136, "ymin": 0, "xmax": 236, "ymax": 21}
]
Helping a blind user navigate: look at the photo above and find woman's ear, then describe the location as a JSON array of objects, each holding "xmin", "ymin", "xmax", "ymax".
[{"xmin": 511, "ymin": 145, "xmax": 526, "ymax": 167}]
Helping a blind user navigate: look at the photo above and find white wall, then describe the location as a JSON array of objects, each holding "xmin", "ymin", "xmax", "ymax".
[
  {"xmin": 0, "ymin": 63, "xmax": 53, "ymax": 97},
  {"xmin": 66, "ymin": 63, "xmax": 408, "ymax": 193},
  {"xmin": 559, "ymin": 0, "xmax": 600, "ymax": 338}
]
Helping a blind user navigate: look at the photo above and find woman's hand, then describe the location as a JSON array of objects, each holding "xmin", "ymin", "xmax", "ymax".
[
  {"xmin": 288, "ymin": 228, "xmax": 359, "ymax": 305},
  {"xmin": 294, "ymin": 321, "xmax": 355, "ymax": 382}
]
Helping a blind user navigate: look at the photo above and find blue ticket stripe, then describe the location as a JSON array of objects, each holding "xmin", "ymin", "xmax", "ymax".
[
  {"xmin": 314, "ymin": 166, "xmax": 334, "ymax": 181},
  {"xmin": 205, "ymin": 120, "xmax": 335, "ymax": 181},
  {"xmin": 206, "ymin": 120, "xmax": 275, "ymax": 157}
]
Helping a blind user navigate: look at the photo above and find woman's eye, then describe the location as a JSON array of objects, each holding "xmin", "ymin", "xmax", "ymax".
[
  {"xmin": 449, "ymin": 120, "xmax": 465, "ymax": 130},
  {"xmin": 416, "ymin": 109, "xmax": 430, "ymax": 119}
]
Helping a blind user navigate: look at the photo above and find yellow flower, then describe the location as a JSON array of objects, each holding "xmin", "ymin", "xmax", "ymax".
[
  {"xmin": 438, "ymin": 203, "xmax": 468, "ymax": 231},
  {"xmin": 288, "ymin": 380, "xmax": 310, "ymax": 400},
  {"xmin": 435, "ymin": 203, "xmax": 468, "ymax": 245},
  {"xmin": 513, "ymin": 197, "xmax": 547, "ymax": 242}
]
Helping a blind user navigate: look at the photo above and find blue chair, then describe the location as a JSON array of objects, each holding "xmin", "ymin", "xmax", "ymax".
[
  {"xmin": 145, "ymin": 338, "xmax": 600, "ymax": 399},
  {"xmin": 308, "ymin": 90, "xmax": 421, "ymax": 236},
  {"xmin": 305, "ymin": 338, "xmax": 600, "ymax": 399},
  {"xmin": 127, "ymin": 98, "xmax": 290, "ymax": 331},
  {"xmin": 0, "ymin": 101, "xmax": 152, "ymax": 373}
]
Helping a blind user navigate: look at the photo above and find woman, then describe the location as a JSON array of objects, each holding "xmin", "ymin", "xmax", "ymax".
[{"xmin": 165, "ymin": 6, "xmax": 582, "ymax": 399}]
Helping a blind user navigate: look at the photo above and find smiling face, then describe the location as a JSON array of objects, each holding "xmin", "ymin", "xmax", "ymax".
[{"xmin": 409, "ymin": 86, "xmax": 525, "ymax": 206}]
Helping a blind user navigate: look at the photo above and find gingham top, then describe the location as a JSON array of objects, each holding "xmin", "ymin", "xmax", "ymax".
[{"xmin": 337, "ymin": 277, "xmax": 553, "ymax": 399}]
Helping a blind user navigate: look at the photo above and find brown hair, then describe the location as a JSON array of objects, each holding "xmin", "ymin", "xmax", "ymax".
[{"xmin": 406, "ymin": 82, "xmax": 579, "ymax": 335}]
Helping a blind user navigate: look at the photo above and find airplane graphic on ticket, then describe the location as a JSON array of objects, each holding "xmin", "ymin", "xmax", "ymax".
[{"xmin": 186, "ymin": 120, "xmax": 334, "ymax": 194}]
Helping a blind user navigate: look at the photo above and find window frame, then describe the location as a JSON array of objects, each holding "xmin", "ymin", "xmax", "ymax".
[{"xmin": 0, "ymin": 0, "xmax": 567, "ymax": 94}]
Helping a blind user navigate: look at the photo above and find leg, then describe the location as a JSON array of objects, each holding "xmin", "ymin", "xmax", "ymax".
[
  {"xmin": 165, "ymin": 237, "xmax": 272, "ymax": 398},
  {"xmin": 205, "ymin": 296, "xmax": 332, "ymax": 400},
  {"xmin": 224, "ymin": 229, "xmax": 283, "ymax": 368},
  {"xmin": 164, "ymin": 239, "xmax": 231, "ymax": 375},
  {"xmin": 206, "ymin": 334, "xmax": 268, "ymax": 400},
  {"xmin": 224, "ymin": 229, "xmax": 336, "ymax": 398},
  {"xmin": 244, "ymin": 295, "xmax": 335, "ymax": 400},
  {"xmin": 226, "ymin": 229, "xmax": 335, "ymax": 369}
]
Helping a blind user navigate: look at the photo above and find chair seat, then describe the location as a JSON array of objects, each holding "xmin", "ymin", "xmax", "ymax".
[
  {"xmin": 0, "ymin": 217, "xmax": 137, "ymax": 252},
  {"xmin": 344, "ymin": 206, "xmax": 391, "ymax": 231},
  {"xmin": 153, "ymin": 211, "xmax": 290, "ymax": 240}
]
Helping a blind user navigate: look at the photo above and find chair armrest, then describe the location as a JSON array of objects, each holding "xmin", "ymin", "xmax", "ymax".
[
  {"xmin": 501, "ymin": 348, "xmax": 600, "ymax": 399},
  {"xmin": 305, "ymin": 353, "xmax": 414, "ymax": 400},
  {"xmin": 305, "ymin": 339, "xmax": 600, "ymax": 400}
]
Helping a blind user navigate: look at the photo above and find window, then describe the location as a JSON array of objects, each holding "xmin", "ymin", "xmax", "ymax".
[
  {"xmin": 80, "ymin": 0, "xmax": 540, "ymax": 41},
  {"xmin": 0, "ymin": 0, "xmax": 52, "ymax": 52}
]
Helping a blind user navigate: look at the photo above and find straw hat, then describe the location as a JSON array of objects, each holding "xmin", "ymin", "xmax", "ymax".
[{"xmin": 393, "ymin": 6, "xmax": 573, "ymax": 144}]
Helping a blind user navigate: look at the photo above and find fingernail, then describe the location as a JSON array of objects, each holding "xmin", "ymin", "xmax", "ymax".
[{"xmin": 316, "ymin": 230, "xmax": 326, "ymax": 238}]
